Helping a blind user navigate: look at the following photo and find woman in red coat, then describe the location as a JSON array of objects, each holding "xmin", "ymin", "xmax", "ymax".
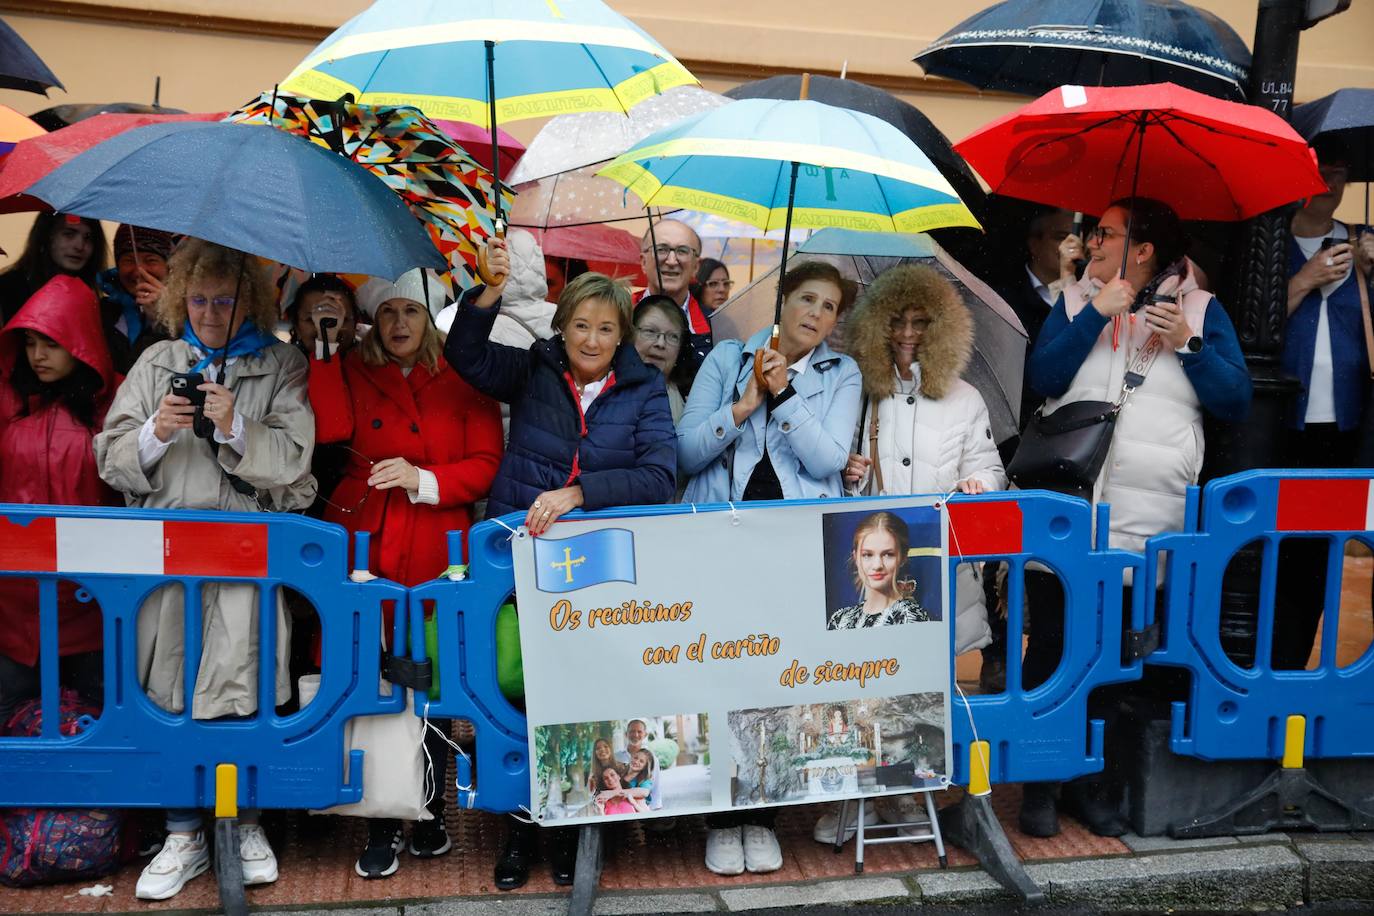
[
  {"xmin": 308, "ymin": 269, "xmax": 502, "ymax": 879},
  {"xmin": 0, "ymin": 275, "xmax": 120, "ymax": 727}
]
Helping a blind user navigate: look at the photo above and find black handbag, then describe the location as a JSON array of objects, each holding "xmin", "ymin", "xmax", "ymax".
[
  {"xmin": 1006, "ymin": 399, "xmax": 1121, "ymax": 498},
  {"xmin": 1008, "ymin": 331, "xmax": 1166, "ymax": 498}
]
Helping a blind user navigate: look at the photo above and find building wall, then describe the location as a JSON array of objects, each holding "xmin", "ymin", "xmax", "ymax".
[{"xmin": 1, "ymin": 0, "xmax": 1370, "ymax": 262}]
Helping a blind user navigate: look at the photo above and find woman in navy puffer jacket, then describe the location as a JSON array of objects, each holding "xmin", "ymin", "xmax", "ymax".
[
  {"xmin": 444, "ymin": 241, "xmax": 676, "ymax": 892},
  {"xmin": 445, "ymin": 244, "xmax": 676, "ymax": 531}
]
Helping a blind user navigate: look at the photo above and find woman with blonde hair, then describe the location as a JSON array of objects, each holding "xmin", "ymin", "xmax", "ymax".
[
  {"xmin": 310, "ymin": 268, "xmax": 503, "ymax": 878},
  {"xmin": 95, "ymin": 238, "xmax": 316, "ymax": 901},
  {"xmin": 827, "ymin": 511, "xmax": 929, "ymax": 630}
]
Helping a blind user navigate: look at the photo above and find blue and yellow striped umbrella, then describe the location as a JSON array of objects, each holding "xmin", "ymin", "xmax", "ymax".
[
  {"xmin": 597, "ymin": 98, "xmax": 982, "ymax": 236},
  {"xmin": 281, "ymin": 0, "xmax": 697, "ymax": 129}
]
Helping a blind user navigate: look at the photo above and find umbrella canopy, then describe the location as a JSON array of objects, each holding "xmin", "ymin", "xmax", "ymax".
[
  {"xmin": 281, "ymin": 0, "xmax": 697, "ymax": 128},
  {"xmin": 599, "ymin": 98, "xmax": 981, "ymax": 235},
  {"xmin": 0, "ymin": 111, "xmax": 222, "ymax": 213},
  {"xmin": 0, "ymin": 106, "xmax": 45, "ymax": 157},
  {"xmin": 25, "ymin": 120, "xmax": 444, "ymax": 278},
  {"xmin": 712, "ymin": 227, "xmax": 1027, "ymax": 443},
  {"xmin": 0, "ymin": 18, "xmax": 62, "ymax": 95},
  {"xmin": 916, "ymin": 0, "xmax": 1251, "ymax": 101},
  {"xmin": 724, "ymin": 74, "xmax": 987, "ymax": 219},
  {"xmin": 431, "ymin": 118, "xmax": 525, "ymax": 173},
  {"xmin": 1292, "ymin": 88, "xmax": 1374, "ymax": 182},
  {"xmin": 954, "ymin": 82, "xmax": 1325, "ymax": 222},
  {"xmin": 29, "ymin": 103, "xmax": 189, "ymax": 133},
  {"xmin": 225, "ymin": 91, "xmax": 508, "ymax": 293}
]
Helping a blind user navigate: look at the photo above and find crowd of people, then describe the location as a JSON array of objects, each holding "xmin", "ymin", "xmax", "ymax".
[{"xmin": 0, "ymin": 124, "xmax": 1368, "ymax": 895}]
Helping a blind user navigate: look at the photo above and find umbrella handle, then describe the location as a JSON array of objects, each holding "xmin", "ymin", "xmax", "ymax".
[
  {"xmin": 752, "ymin": 325, "xmax": 781, "ymax": 390},
  {"xmin": 476, "ymin": 219, "xmax": 508, "ymax": 286}
]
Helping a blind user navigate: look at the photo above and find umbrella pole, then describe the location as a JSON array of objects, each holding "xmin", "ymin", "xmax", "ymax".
[
  {"xmin": 475, "ymin": 39, "xmax": 508, "ymax": 287},
  {"xmin": 1119, "ymin": 115, "xmax": 1147, "ymax": 281},
  {"xmin": 754, "ymin": 160, "xmax": 800, "ymax": 386},
  {"xmin": 645, "ymin": 207, "xmax": 664, "ymax": 292}
]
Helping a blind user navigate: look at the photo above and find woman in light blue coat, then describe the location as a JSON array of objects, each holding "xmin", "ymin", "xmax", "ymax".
[
  {"xmin": 676, "ymin": 259, "xmax": 861, "ymax": 876},
  {"xmin": 679, "ymin": 260, "xmax": 861, "ymax": 507}
]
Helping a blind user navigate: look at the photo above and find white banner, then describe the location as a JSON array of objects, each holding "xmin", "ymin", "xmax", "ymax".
[{"xmin": 514, "ymin": 497, "xmax": 952, "ymax": 825}]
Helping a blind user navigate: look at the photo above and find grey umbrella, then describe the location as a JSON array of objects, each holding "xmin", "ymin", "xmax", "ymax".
[{"xmin": 709, "ymin": 228, "xmax": 1028, "ymax": 444}]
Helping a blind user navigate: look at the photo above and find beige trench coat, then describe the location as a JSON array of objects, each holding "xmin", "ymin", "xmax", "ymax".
[{"xmin": 95, "ymin": 339, "xmax": 316, "ymax": 718}]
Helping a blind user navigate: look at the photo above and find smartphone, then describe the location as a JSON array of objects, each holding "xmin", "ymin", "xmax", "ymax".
[{"xmin": 170, "ymin": 372, "xmax": 206, "ymax": 406}]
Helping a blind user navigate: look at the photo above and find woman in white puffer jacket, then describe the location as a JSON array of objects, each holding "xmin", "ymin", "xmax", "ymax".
[{"xmin": 841, "ymin": 263, "xmax": 1006, "ymax": 655}]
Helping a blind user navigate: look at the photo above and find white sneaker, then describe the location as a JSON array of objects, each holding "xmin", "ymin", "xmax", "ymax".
[
  {"xmin": 704, "ymin": 826, "xmax": 744, "ymax": 876},
  {"xmin": 812, "ymin": 800, "xmax": 877, "ymax": 845},
  {"xmin": 239, "ymin": 823, "xmax": 279, "ymax": 886},
  {"xmin": 135, "ymin": 831, "xmax": 209, "ymax": 900},
  {"xmin": 875, "ymin": 793, "xmax": 932, "ymax": 837},
  {"xmin": 742, "ymin": 825, "xmax": 782, "ymax": 873}
]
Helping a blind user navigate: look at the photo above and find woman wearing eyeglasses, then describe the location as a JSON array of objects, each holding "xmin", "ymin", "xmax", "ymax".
[
  {"xmin": 308, "ymin": 269, "xmax": 503, "ymax": 879},
  {"xmin": 95, "ymin": 239, "xmax": 317, "ymax": 901},
  {"xmin": 633, "ymin": 294, "xmax": 690, "ymax": 423},
  {"xmin": 693, "ymin": 257, "xmax": 733, "ymax": 311},
  {"xmin": 1020, "ymin": 197, "xmax": 1250, "ymax": 841}
]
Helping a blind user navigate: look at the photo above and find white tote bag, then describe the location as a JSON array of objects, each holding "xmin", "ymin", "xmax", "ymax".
[{"xmin": 300, "ymin": 674, "xmax": 432, "ymax": 821}]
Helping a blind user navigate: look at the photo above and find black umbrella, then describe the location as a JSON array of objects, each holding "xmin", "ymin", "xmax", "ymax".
[
  {"xmin": 1293, "ymin": 88, "xmax": 1374, "ymax": 226},
  {"xmin": 916, "ymin": 0, "xmax": 1251, "ymax": 101},
  {"xmin": 30, "ymin": 103, "xmax": 188, "ymax": 133},
  {"xmin": 0, "ymin": 18, "xmax": 62, "ymax": 96},
  {"xmin": 725, "ymin": 74, "xmax": 987, "ymax": 221}
]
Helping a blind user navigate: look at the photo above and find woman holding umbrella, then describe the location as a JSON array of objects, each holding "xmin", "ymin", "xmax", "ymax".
[
  {"xmin": 310, "ymin": 269, "xmax": 503, "ymax": 879},
  {"xmin": 1021, "ymin": 197, "xmax": 1250, "ymax": 838},
  {"xmin": 1276, "ymin": 136, "xmax": 1374, "ymax": 671},
  {"xmin": 445, "ymin": 239, "xmax": 676, "ymax": 890},
  {"xmin": 677, "ymin": 259, "xmax": 861, "ymax": 875},
  {"xmin": 95, "ymin": 239, "xmax": 316, "ymax": 900}
]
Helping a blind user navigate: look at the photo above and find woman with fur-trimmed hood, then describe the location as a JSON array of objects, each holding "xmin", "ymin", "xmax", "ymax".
[{"xmin": 841, "ymin": 263, "xmax": 1005, "ymax": 653}]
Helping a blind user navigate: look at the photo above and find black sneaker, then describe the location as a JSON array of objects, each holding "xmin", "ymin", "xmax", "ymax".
[
  {"xmin": 409, "ymin": 817, "xmax": 452, "ymax": 858},
  {"xmin": 355, "ymin": 821, "xmax": 403, "ymax": 879}
]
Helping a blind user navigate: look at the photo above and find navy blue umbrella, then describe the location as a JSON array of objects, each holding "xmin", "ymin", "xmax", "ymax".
[
  {"xmin": 0, "ymin": 18, "xmax": 63, "ymax": 95},
  {"xmin": 26, "ymin": 120, "xmax": 444, "ymax": 278},
  {"xmin": 916, "ymin": 0, "xmax": 1251, "ymax": 101},
  {"xmin": 1293, "ymin": 88, "xmax": 1374, "ymax": 182}
]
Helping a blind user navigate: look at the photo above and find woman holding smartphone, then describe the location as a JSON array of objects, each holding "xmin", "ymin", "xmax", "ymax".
[{"xmin": 95, "ymin": 238, "xmax": 316, "ymax": 902}]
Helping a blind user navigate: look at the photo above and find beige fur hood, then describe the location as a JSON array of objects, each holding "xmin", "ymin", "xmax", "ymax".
[{"xmin": 844, "ymin": 264, "xmax": 973, "ymax": 401}]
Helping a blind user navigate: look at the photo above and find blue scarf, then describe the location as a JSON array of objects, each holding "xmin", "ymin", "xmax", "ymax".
[
  {"xmin": 96, "ymin": 268, "xmax": 143, "ymax": 344},
  {"xmin": 182, "ymin": 321, "xmax": 277, "ymax": 373}
]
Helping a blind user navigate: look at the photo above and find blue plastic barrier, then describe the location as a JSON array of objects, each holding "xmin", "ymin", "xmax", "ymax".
[
  {"xmin": 421, "ymin": 493, "xmax": 1144, "ymax": 814},
  {"xmin": 0, "ymin": 504, "xmax": 406, "ymax": 812},
  {"xmin": 945, "ymin": 491, "xmax": 1144, "ymax": 786},
  {"xmin": 1145, "ymin": 469, "xmax": 1374, "ymax": 762}
]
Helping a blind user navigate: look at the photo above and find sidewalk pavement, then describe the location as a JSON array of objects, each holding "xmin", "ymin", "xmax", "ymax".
[{"xmin": 2, "ymin": 785, "xmax": 1370, "ymax": 914}]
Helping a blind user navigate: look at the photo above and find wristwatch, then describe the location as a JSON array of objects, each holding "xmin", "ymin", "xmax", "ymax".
[{"xmin": 1178, "ymin": 335, "xmax": 1203, "ymax": 354}]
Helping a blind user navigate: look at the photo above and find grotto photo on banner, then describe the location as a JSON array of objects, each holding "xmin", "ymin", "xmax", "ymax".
[{"xmin": 513, "ymin": 497, "xmax": 953, "ymax": 826}]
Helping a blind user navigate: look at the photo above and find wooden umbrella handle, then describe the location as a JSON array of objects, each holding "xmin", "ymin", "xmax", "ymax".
[{"xmin": 476, "ymin": 219, "xmax": 508, "ymax": 286}]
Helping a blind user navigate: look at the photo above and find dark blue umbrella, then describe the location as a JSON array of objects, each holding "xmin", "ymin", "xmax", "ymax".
[
  {"xmin": 26, "ymin": 120, "xmax": 444, "ymax": 278},
  {"xmin": 0, "ymin": 18, "xmax": 63, "ymax": 95},
  {"xmin": 1293, "ymin": 88, "xmax": 1374, "ymax": 182},
  {"xmin": 916, "ymin": 0, "xmax": 1251, "ymax": 101}
]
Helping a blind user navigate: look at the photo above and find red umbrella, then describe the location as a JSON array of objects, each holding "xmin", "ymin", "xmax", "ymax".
[
  {"xmin": 0, "ymin": 110, "xmax": 222, "ymax": 213},
  {"xmin": 955, "ymin": 82, "xmax": 1326, "ymax": 223},
  {"xmin": 432, "ymin": 118, "xmax": 525, "ymax": 174}
]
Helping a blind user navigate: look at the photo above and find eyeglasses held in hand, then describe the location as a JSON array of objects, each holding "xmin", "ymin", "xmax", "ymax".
[
  {"xmin": 644, "ymin": 244, "xmax": 698, "ymax": 262},
  {"xmin": 186, "ymin": 295, "xmax": 237, "ymax": 311},
  {"xmin": 317, "ymin": 445, "xmax": 377, "ymax": 515},
  {"xmin": 635, "ymin": 326, "xmax": 682, "ymax": 347}
]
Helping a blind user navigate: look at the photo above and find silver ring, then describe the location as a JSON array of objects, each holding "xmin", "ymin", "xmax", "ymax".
[
  {"xmin": 1326, "ymin": 256, "xmax": 1335, "ymax": 267},
  {"xmin": 533, "ymin": 499, "xmax": 542, "ymax": 508}
]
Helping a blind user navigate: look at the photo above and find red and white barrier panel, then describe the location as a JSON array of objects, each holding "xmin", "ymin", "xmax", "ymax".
[
  {"xmin": 0, "ymin": 516, "xmax": 268, "ymax": 577},
  {"xmin": 1275, "ymin": 478, "xmax": 1374, "ymax": 532}
]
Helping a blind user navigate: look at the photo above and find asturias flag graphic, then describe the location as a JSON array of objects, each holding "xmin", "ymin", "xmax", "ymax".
[{"xmin": 533, "ymin": 528, "xmax": 637, "ymax": 593}]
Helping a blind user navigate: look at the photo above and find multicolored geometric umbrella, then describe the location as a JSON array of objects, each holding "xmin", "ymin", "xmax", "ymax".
[{"xmin": 226, "ymin": 91, "xmax": 510, "ymax": 294}]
